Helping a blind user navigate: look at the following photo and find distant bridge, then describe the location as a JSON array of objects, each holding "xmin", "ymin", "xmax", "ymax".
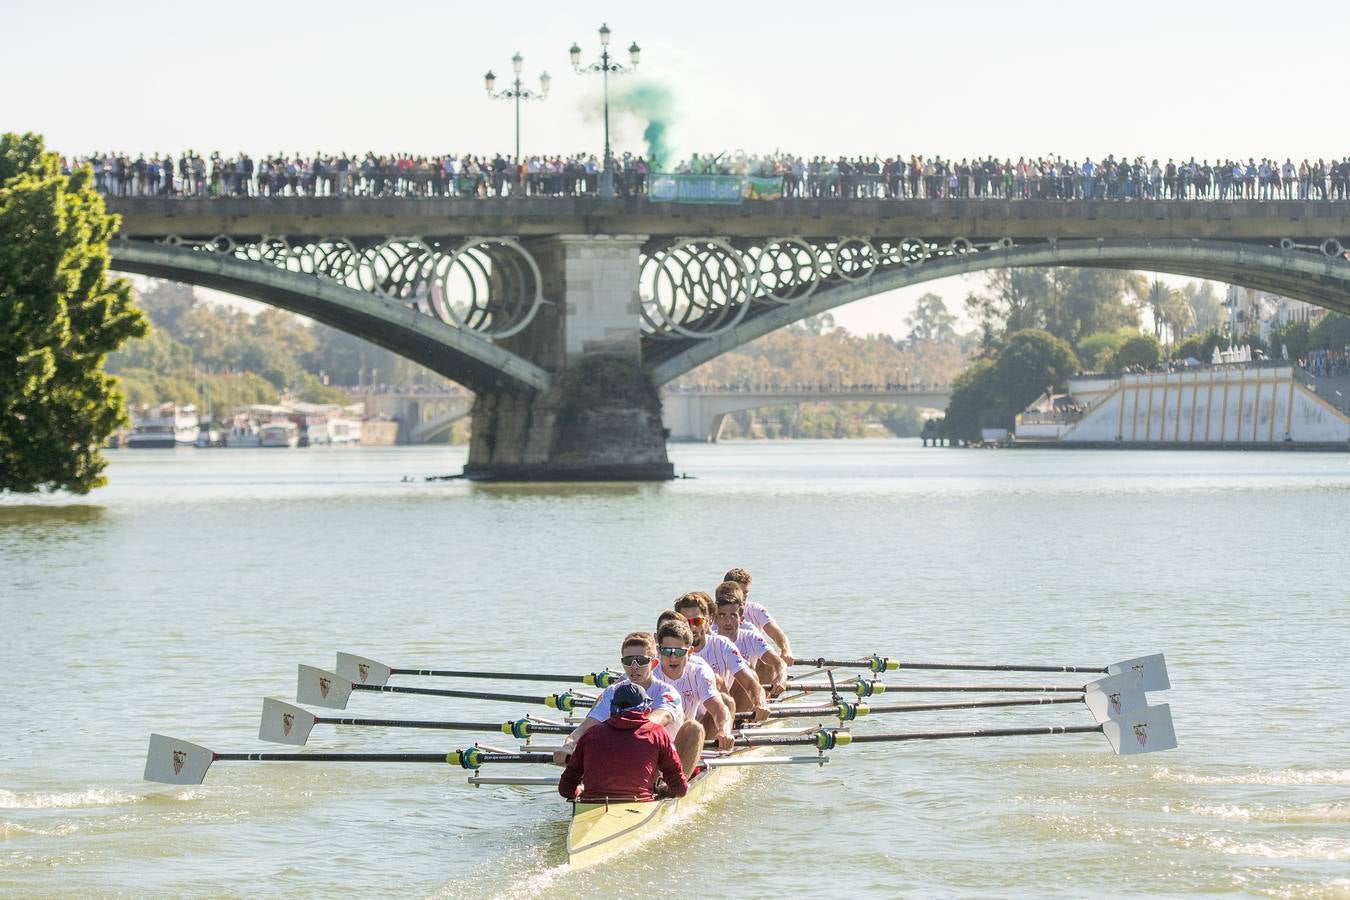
[
  {"xmin": 105, "ymin": 196, "xmax": 1350, "ymax": 479},
  {"xmin": 661, "ymin": 386, "xmax": 952, "ymax": 441}
]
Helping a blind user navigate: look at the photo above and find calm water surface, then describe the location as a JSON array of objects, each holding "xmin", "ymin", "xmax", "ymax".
[{"xmin": 2, "ymin": 442, "xmax": 1348, "ymax": 898}]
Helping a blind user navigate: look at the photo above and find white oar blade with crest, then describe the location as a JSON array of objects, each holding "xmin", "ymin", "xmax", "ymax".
[
  {"xmin": 1106, "ymin": 653, "xmax": 1169, "ymax": 692},
  {"xmin": 259, "ymin": 698, "xmax": 318, "ymax": 746},
  {"xmin": 336, "ymin": 652, "xmax": 393, "ymax": 687},
  {"xmin": 1082, "ymin": 670, "xmax": 1146, "ymax": 724},
  {"xmin": 1101, "ymin": 703, "xmax": 1177, "ymax": 755},
  {"xmin": 145, "ymin": 734, "xmax": 214, "ymax": 785},
  {"xmin": 296, "ymin": 665, "xmax": 353, "ymax": 710}
]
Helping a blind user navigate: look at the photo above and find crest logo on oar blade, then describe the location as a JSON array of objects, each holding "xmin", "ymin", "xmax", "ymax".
[
  {"xmin": 282, "ymin": 713, "xmax": 294, "ymax": 736},
  {"xmin": 318, "ymin": 677, "xmax": 331, "ymax": 699},
  {"xmin": 357, "ymin": 664, "xmax": 370, "ymax": 684},
  {"xmin": 172, "ymin": 750, "xmax": 187, "ymax": 775},
  {"xmin": 1133, "ymin": 723, "xmax": 1148, "ymax": 747},
  {"xmin": 1109, "ymin": 692, "xmax": 1122, "ymax": 715}
]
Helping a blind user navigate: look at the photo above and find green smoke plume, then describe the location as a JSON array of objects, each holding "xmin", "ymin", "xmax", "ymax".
[{"xmin": 613, "ymin": 80, "xmax": 676, "ymax": 171}]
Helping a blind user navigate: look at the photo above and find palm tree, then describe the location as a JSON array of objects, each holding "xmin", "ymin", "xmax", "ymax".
[{"xmin": 1143, "ymin": 279, "xmax": 1190, "ymax": 346}]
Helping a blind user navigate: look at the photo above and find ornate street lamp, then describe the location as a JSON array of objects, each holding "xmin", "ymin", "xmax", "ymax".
[
  {"xmin": 569, "ymin": 23, "xmax": 640, "ymax": 198},
  {"xmin": 484, "ymin": 51, "xmax": 550, "ymax": 176}
]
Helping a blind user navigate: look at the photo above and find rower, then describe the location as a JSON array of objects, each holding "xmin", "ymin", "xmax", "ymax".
[
  {"xmin": 554, "ymin": 632, "xmax": 683, "ymax": 766},
  {"xmin": 713, "ymin": 580, "xmax": 788, "ymax": 697},
  {"xmin": 722, "ymin": 567, "xmax": 794, "ymax": 665},
  {"xmin": 557, "ymin": 682, "xmax": 688, "ymax": 804},
  {"xmin": 673, "ymin": 591, "xmax": 770, "ymax": 722},
  {"xmin": 653, "ymin": 615, "xmax": 735, "ymax": 773}
]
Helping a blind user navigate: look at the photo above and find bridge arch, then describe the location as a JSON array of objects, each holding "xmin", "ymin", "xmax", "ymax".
[
  {"xmin": 110, "ymin": 241, "xmax": 551, "ymax": 394},
  {"xmin": 645, "ymin": 239, "xmax": 1350, "ymax": 384}
]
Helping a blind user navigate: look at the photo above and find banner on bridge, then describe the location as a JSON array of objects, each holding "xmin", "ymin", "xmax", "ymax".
[{"xmin": 648, "ymin": 174, "xmax": 785, "ymax": 204}]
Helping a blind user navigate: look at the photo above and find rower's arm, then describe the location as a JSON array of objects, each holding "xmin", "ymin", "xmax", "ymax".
[
  {"xmin": 732, "ymin": 666, "xmax": 770, "ymax": 721},
  {"xmin": 647, "ymin": 708, "xmax": 676, "ymax": 729},
  {"xmin": 554, "ymin": 716, "xmax": 596, "ymax": 766},
  {"xmin": 761, "ymin": 648, "xmax": 788, "ymax": 695},
  {"xmin": 763, "ymin": 622, "xmax": 793, "ymax": 665},
  {"xmin": 705, "ymin": 693, "xmax": 734, "ymax": 746}
]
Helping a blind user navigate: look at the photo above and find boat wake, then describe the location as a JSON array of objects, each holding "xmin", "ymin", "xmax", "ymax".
[{"xmin": 0, "ymin": 787, "xmax": 143, "ymax": 810}]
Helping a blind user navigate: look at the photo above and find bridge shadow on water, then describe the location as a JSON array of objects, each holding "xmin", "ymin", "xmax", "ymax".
[{"xmin": 465, "ymin": 481, "xmax": 659, "ymax": 501}]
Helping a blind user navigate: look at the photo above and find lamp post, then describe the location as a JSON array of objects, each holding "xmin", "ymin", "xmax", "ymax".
[
  {"xmin": 569, "ymin": 23, "xmax": 640, "ymax": 198},
  {"xmin": 484, "ymin": 53, "xmax": 550, "ymax": 189}
]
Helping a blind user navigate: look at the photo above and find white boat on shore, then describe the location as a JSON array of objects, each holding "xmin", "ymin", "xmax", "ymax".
[
  {"xmin": 259, "ymin": 421, "xmax": 300, "ymax": 448},
  {"xmin": 128, "ymin": 403, "xmax": 199, "ymax": 448}
]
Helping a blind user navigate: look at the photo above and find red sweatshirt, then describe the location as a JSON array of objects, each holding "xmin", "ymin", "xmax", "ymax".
[{"xmin": 558, "ymin": 711, "xmax": 688, "ymax": 803}]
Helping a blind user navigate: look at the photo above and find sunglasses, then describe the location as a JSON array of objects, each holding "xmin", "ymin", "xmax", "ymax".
[
  {"xmin": 658, "ymin": 646, "xmax": 689, "ymax": 658},
  {"xmin": 620, "ymin": 655, "xmax": 653, "ymax": 667},
  {"xmin": 684, "ymin": 616, "xmax": 707, "ymax": 627}
]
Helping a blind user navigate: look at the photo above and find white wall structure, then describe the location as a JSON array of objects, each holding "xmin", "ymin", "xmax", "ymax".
[{"xmin": 1018, "ymin": 367, "xmax": 1350, "ymax": 445}]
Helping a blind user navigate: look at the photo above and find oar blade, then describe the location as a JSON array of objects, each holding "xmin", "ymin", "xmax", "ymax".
[
  {"xmin": 1101, "ymin": 703, "xmax": 1177, "ymax": 755},
  {"xmin": 335, "ymin": 652, "xmax": 392, "ymax": 687},
  {"xmin": 144, "ymin": 734, "xmax": 214, "ymax": 785},
  {"xmin": 1082, "ymin": 670, "xmax": 1147, "ymax": 724},
  {"xmin": 1107, "ymin": 653, "xmax": 1170, "ymax": 692},
  {"xmin": 259, "ymin": 698, "xmax": 318, "ymax": 746},
  {"xmin": 297, "ymin": 664, "xmax": 353, "ymax": 710}
]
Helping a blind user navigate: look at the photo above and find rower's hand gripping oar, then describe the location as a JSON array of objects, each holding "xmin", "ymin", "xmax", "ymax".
[
  {"xmin": 144, "ymin": 734, "xmax": 557, "ymax": 786},
  {"xmin": 259, "ymin": 698, "xmax": 573, "ymax": 747},
  {"xmin": 792, "ymin": 653, "xmax": 1170, "ymax": 692},
  {"xmin": 297, "ymin": 665, "xmax": 593, "ymax": 712},
  {"xmin": 336, "ymin": 652, "xmax": 621, "ymax": 689}
]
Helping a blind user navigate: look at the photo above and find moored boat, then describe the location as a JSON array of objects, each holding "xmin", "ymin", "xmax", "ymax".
[
  {"xmin": 259, "ymin": 421, "xmax": 300, "ymax": 448},
  {"xmin": 127, "ymin": 403, "xmax": 199, "ymax": 448}
]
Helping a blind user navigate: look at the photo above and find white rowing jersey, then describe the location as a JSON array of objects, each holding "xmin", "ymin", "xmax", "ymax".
[
  {"xmin": 666, "ymin": 656, "xmax": 720, "ymax": 722},
  {"xmin": 693, "ymin": 633, "xmax": 749, "ymax": 685},
  {"xmin": 744, "ymin": 600, "xmax": 775, "ymax": 631},
  {"xmin": 586, "ymin": 675, "xmax": 683, "ymax": 737},
  {"xmin": 714, "ymin": 623, "xmax": 772, "ymax": 664}
]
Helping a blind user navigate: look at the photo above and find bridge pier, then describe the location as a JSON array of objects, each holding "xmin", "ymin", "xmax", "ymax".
[{"xmin": 464, "ymin": 235, "xmax": 673, "ymax": 481}]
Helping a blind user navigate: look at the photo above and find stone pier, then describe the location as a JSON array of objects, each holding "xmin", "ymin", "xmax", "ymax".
[{"xmin": 463, "ymin": 235, "xmax": 673, "ymax": 481}]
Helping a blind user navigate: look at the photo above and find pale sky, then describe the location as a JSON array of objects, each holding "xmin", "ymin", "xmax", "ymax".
[{"xmin": 7, "ymin": 0, "xmax": 1340, "ymax": 337}]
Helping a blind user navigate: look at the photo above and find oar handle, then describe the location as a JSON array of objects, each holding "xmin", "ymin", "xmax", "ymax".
[
  {"xmin": 391, "ymin": 668, "xmax": 619, "ymax": 686},
  {"xmin": 313, "ymin": 716, "xmax": 574, "ymax": 737},
  {"xmin": 213, "ymin": 749, "xmax": 555, "ymax": 768},
  {"xmin": 739, "ymin": 694, "xmax": 1084, "ymax": 721},
  {"xmin": 780, "ymin": 682, "xmax": 1086, "ymax": 693},
  {"xmin": 724, "ymin": 722, "xmax": 1106, "ymax": 751},
  {"xmin": 795, "ymin": 655, "xmax": 1109, "ymax": 675}
]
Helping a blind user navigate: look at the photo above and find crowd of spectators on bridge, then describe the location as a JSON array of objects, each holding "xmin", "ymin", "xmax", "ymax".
[
  {"xmin": 68, "ymin": 149, "xmax": 1350, "ymax": 202},
  {"xmin": 1303, "ymin": 349, "xmax": 1349, "ymax": 378}
]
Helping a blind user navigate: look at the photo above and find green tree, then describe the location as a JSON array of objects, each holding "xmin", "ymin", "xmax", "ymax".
[
  {"xmin": 992, "ymin": 329, "xmax": 1079, "ymax": 412},
  {"xmin": 904, "ymin": 293, "xmax": 958, "ymax": 344},
  {"xmin": 1172, "ymin": 327, "xmax": 1226, "ymax": 365},
  {"xmin": 1078, "ymin": 327, "xmax": 1139, "ymax": 371},
  {"xmin": 1, "ymin": 132, "xmax": 148, "ymax": 494},
  {"xmin": 1181, "ymin": 281, "xmax": 1225, "ymax": 334},
  {"xmin": 1310, "ymin": 311, "xmax": 1350, "ymax": 351},
  {"xmin": 943, "ymin": 359, "xmax": 998, "ymax": 442},
  {"xmin": 1112, "ymin": 333, "xmax": 1162, "ymax": 370}
]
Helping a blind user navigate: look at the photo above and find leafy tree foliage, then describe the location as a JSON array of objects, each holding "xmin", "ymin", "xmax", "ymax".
[
  {"xmin": 1112, "ymin": 334, "xmax": 1163, "ymax": 370},
  {"xmin": 1077, "ymin": 327, "xmax": 1139, "ymax": 371},
  {"xmin": 904, "ymin": 293, "xmax": 958, "ymax": 345},
  {"xmin": 1311, "ymin": 311, "xmax": 1350, "ymax": 351},
  {"xmin": 965, "ymin": 268, "xmax": 1141, "ymax": 355},
  {"xmin": 942, "ymin": 330, "xmax": 1078, "ymax": 442},
  {"xmin": 1, "ymin": 133, "xmax": 148, "ymax": 493}
]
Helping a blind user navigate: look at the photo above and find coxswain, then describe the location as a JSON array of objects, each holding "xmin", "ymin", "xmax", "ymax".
[
  {"xmin": 557, "ymin": 682, "xmax": 688, "ymax": 803},
  {"xmin": 554, "ymin": 632, "xmax": 682, "ymax": 766},
  {"xmin": 673, "ymin": 591, "xmax": 770, "ymax": 721},
  {"xmin": 713, "ymin": 580, "xmax": 789, "ymax": 696},
  {"xmin": 653, "ymin": 614, "xmax": 735, "ymax": 773},
  {"xmin": 722, "ymin": 567, "xmax": 794, "ymax": 665}
]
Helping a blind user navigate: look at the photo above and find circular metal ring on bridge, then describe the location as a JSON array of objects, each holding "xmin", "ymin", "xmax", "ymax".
[
  {"xmin": 358, "ymin": 237, "xmax": 438, "ymax": 304},
  {"xmin": 746, "ymin": 237, "xmax": 821, "ymax": 304},
  {"xmin": 1322, "ymin": 238, "xmax": 1344, "ymax": 259},
  {"xmin": 947, "ymin": 237, "xmax": 976, "ymax": 255},
  {"xmin": 303, "ymin": 238, "xmax": 361, "ymax": 284},
  {"xmin": 205, "ymin": 234, "xmax": 236, "ymax": 254},
  {"xmin": 161, "ymin": 234, "xmax": 182, "ymax": 247},
  {"xmin": 897, "ymin": 237, "xmax": 931, "ymax": 267},
  {"xmin": 241, "ymin": 235, "xmax": 295, "ymax": 270},
  {"xmin": 433, "ymin": 237, "xmax": 545, "ymax": 339},
  {"xmin": 998, "ymin": 237, "xmax": 1015, "ymax": 249},
  {"xmin": 639, "ymin": 238, "xmax": 754, "ymax": 340},
  {"xmin": 1279, "ymin": 238, "xmax": 1296, "ymax": 252},
  {"xmin": 828, "ymin": 237, "xmax": 878, "ymax": 282}
]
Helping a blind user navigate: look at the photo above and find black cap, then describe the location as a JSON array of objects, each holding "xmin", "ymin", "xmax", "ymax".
[{"xmin": 610, "ymin": 683, "xmax": 650, "ymax": 715}]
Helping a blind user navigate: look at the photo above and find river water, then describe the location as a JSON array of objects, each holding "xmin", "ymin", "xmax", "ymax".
[{"xmin": 2, "ymin": 442, "xmax": 1348, "ymax": 898}]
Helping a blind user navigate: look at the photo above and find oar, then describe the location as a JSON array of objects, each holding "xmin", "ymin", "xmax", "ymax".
[
  {"xmin": 259, "ymin": 698, "xmax": 573, "ymax": 746},
  {"xmin": 144, "ymin": 734, "xmax": 554, "ymax": 785},
  {"xmin": 782, "ymin": 681, "xmax": 1095, "ymax": 698},
  {"xmin": 793, "ymin": 653, "xmax": 1170, "ymax": 692},
  {"xmin": 297, "ymin": 665, "xmax": 594, "ymax": 712},
  {"xmin": 731, "ymin": 703, "xmax": 1178, "ymax": 756},
  {"xmin": 743, "ymin": 671, "xmax": 1143, "ymax": 725},
  {"xmin": 336, "ymin": 652, "xmax": 621, "ymax": 689}
]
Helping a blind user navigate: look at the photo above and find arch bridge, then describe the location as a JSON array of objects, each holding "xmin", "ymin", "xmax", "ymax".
[{"xmin": 107, "ymin": 196, "xmax": 1350, "ymax": 478}]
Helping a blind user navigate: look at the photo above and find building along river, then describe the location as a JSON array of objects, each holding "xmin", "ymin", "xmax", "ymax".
[{"xmin": 1, "ymin": 442, "xmax": 1348, "ymax": 898}]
